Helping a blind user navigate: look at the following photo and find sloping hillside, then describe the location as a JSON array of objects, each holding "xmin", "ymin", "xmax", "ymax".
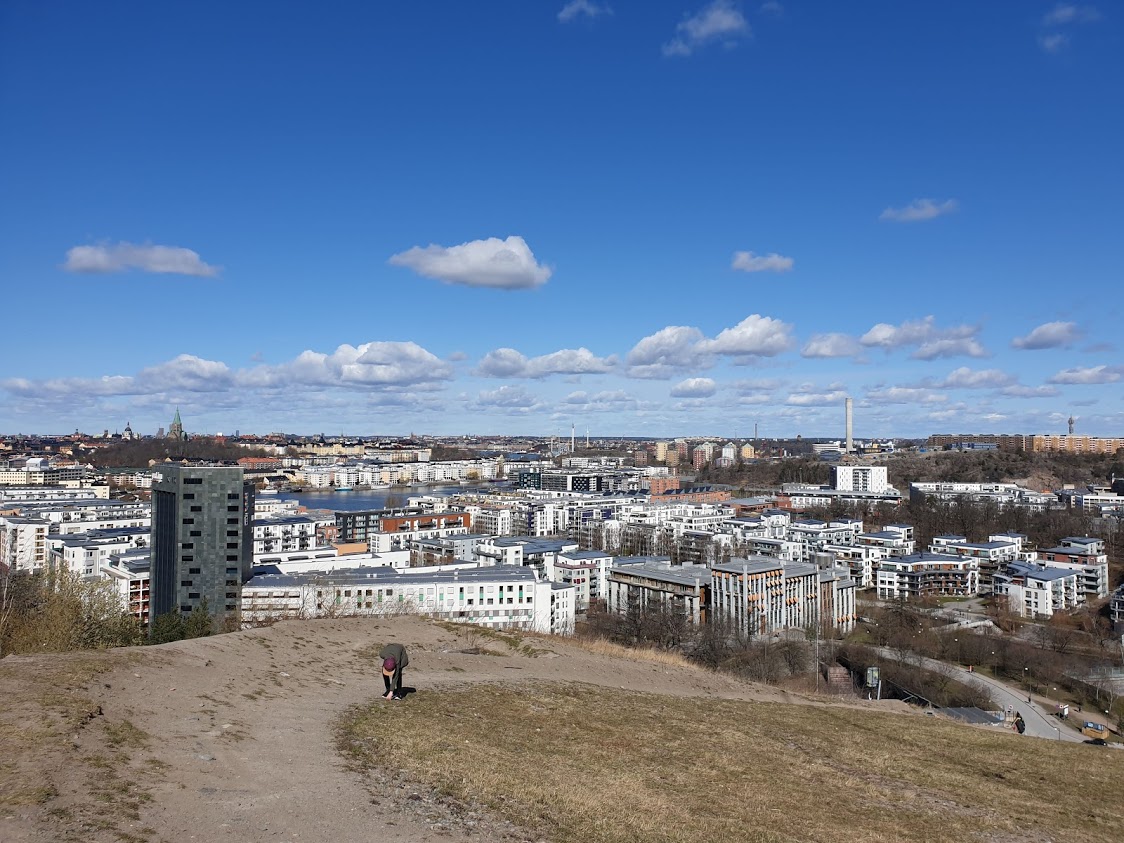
[{"xmin": 1, "ymin": 618, "xmax": 1121, "ymax": 843}]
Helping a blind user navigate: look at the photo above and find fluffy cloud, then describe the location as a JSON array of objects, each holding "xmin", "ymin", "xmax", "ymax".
[
  {"xmin": 697, "ymin": 314, "xmax": 794, "ymax": 358},
  {"xmin": 861, "ymin": 316, "xmax": 986, "ymax": 359},
  {"xmin": 1011, "ymin": 321, "xmax": 1083, "ymax": 350},
  {"xmin": 801, "ymin": 333, "xmax": 862, "ymax": 359},
  {"xmin": 1048, "ymin": 365, "xmax": 1124, "ymax": 385},
  {"xmin": 625, "ymin": 326, "xmax": 709, "ymax": 379},
  {"xmin": 878, "ymin": 199, "xmax": 958, "ymax": 223},
  {"xmin": 731, "ymin": 251, "xmax": 794, "ymax": 273},
  {"xmin": 474, "ymin": 385, "xmax": 544, "ymax": 411},
  {"xmin": 936, "ymin": 367, "xmax": 1017, "ymax": 389},
  {"xmin": 670, "ymin": 377, "xmax": 717, "ymax": 398},
  {"xmin": 388, "ymin": 236, "xmax": 551, "ymax": 290},
  {"xmin": 475, "ymin": 347, "xmax": 615, "ymax": 379},
  {"xmin": 558, "ymin": 0, "xmax": 611, "ymax": 22},
  {"xmin": 785, "ymin": 389, "xmax": 849, "ymax": 407},
  {"xmin": 64, "ymin": 242, "xmax": 220, "ymax": 277},
  {"xmin": 912, "ymin": 338, "xmax": 987, "ymax": 360},
  {"xmin": 663, "ymin": 0, "xmax": 749, "ymax": 57}
]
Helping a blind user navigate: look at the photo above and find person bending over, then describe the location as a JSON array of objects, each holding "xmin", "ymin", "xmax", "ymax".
[{"xmin": 379, "ymin": 642, "xmax": 408, "ymax": 700}]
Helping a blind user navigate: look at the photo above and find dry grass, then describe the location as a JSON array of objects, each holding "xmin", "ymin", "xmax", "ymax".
[
  {"xmin": 341, "ymin": 680, "xmax": 1124, "ymax": 843},
  {"xmin": 568, "ymin": 636, "xmax": 704, "ymax": 670}
]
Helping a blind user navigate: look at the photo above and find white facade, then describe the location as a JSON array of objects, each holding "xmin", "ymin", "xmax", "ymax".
[
  {"xmin": 833, "ymin": 465, "xmax": 889, "ymax": 494},
  {"xmin": 241, "ymin": 564, "xmax": 574, "ymax": 635}
]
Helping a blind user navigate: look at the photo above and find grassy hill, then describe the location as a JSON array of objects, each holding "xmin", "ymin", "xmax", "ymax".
[{"xmin": 2, "ymin": 617, "xmax": 1122, "ymax": 843}]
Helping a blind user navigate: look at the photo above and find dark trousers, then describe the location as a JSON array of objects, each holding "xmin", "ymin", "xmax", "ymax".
[{"xmin": 383, "ymin": 670, "xmax": 402, "ymax": 696}]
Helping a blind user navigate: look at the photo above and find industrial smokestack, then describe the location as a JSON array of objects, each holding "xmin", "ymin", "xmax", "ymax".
[
  {"xmin": 845, "ymin": 397, "xmax": 853, "ymax": 453},
  {"xmin": 571, "ymin": 423, "xmax": 576, "ymax": 454}
]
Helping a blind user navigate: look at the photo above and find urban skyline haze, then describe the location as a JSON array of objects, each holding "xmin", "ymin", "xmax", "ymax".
[{"xmin": 1, "ymin": 2, "xmax": 1121, "ymax": 437}]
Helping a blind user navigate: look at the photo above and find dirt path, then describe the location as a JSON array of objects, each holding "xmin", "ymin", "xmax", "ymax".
[{"xmin": 1, "ymin": 618, "xmax": 911, "ymax": 843}]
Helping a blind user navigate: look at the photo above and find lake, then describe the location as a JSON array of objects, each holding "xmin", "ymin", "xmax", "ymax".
[{"xmin": 275, "ymin": 483, "xmax": 506, "ymax": 512}]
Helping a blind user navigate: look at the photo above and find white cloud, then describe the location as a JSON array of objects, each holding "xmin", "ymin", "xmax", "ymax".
[
  {"xmin": 861, "ymin": 316, "xmax": 986, "ymax": 359},
  {"xmin": 63, "ymin": 242, "xmax": 220, "ymax": 277},
  {"xmin": 625, "ymin": 326, "xmax": 709, "ymax": 379},
  {"xmin": 785, "ymin": 389, "xmax": 848, "ymax": 407},
  {"xmin": 731, "ymin": 250, "xmax": 793, "ymax": 273},
  {"xmin": 760, "ymin": 1, "xmax": 783, "ymax": 16},
  {"xmin": 1048, "ymin": 365, "xmax": 1124, "ymax": 385},
  {"xmin": 912, "ymin": 338, "xmax": 988, "ymax": 360},
  {"xmin": 388, "ymin": 235, "xmax": 551, "ymax": 290},
  {"xmin": 475, "ymin": 347, "xmax": 615, "ymax": 379},
  {"xmin": 663, "ymin": 0, "xmax": 750, "ymax": 57},
  {"xmin": 801, "ymin": 333, "xmax": 862, "ymax": 359},
  {"xmin": 1012, "ymin": 321, "xmax": 1083, "ymax": 350},
  {"xmin": 558, "ymin": 0, "xmax": 611, "ymax": 22},
  {"xmin": 1001, "ymin": 385, "xmax": 1061, "ymax": 398},
  {"xmin": 697, "ymin": 314, "xmax": 794, "ymax": 358},
  {"xmin": 1039, "ymin": 33, "xmax": 1070, "ymax": 52},
  {"xmin": 879, "ymin": 198, "xmax": 958, "ymax": 223},
  {"xmin": 866, "ymin": 386, "xmax": 948, "ymax": 405},
  {"xmin": 475, "ymin": 385, "xmax": 544, "ymax": 411},
  {"xmin": 561, "ymin": 390, "xmax": 640, "ymax": 412},
  {"xmin": 936, "ymin": 367, "xmax": 1017, "ymax": 389},
  {"xmin": 670, "ymin": 377, "xmax": 717, "ymax": 398},
  {"xmin": 1042, "ymin": 4, "xmax": 1100, "ymax": 25}
]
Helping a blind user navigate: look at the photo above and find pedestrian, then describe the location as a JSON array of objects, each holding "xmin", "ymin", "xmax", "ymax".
[{"xmin": 379, "ymin": 642, "xmax": 408, "ymax": 701}]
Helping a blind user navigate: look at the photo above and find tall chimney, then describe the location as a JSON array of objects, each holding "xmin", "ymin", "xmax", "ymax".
[{"xmin": 845, "ymin": 397, "xmax": 853, "ymax": 453}]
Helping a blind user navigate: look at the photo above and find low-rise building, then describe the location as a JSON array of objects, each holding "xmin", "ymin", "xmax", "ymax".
[
  {"xmin": 606, "ymin": 557, "xmax": 709, "ymax": 624},
  {"xmin": 875, "ymin": 553, "xmax": 979, "ymax": 600},
  {"xmin": 994, "ymin": 562, "xmax": 1080, "ymax": 618},
  {"xmin": 240, "ymin": 564, "xmax": 574, "ymax": 635}
]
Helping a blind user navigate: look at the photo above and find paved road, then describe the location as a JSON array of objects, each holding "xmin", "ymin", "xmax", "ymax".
[{"xmin": 875, "ymin": 649, "xmax": 1084, "ymax": 742}]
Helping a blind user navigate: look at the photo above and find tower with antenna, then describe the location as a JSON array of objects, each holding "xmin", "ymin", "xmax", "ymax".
[
  {"xmin": 571, "ymin": 423, "xmax": 576, "ymax": 454},
  {"xmin": 1068, "ymin": 415, "xmax": 1075, "ymax": 435}
]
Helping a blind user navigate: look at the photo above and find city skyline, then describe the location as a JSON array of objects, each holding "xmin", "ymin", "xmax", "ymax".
[{"xmin": 2, "ymin": 2, "xmax": 1121, "ymax": 437}]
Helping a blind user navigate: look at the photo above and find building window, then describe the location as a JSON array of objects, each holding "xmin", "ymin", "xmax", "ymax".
[
  {"xmin": 181, "ymin": 580, "xmax": 192, "ymax": 587},
  {"xmin": 190, "ymin": 530, "xmax": 202, "ymax": 537},
  {"xmin": 183, "ymin": 478, "xmax": 203, "ymax": 485},
  {"xmin": 226, "ymin": 530, "xmax": 238, "ymax": 537},
  {"xmin": 181, "ymin": 542, "xmax": 194, "ymax": 549},
  {"xmin": 227, "ymin": 518, "xmax": 238, "ymax": 525},
  {"xmin": 188, "ymin": 592, "xmax": 200, "ymax": 599},
  {"xmin": 190, "ymin": 505, "xmax": 202, "ymax": 512},
  {"xmin": 182, "ymin": 555, "xmax": 194, "ymax": 562},
  {"xmin": 227, "ymin": 506, "xmax": 239, "ymax": 512},
  {"xmin": 226, "ymin": 543, "xmax": 238, "ymax": 549},
  {"xmin": 228, "ymin": 493, "xmax": 239, "ymax": 500},
  {"xmin": 183, "ymin": 493, "xmax": 195, "ymax": 500},
  {"xmin": 189, "ymin": 567, "xmax": 201, "ymax": 574}
]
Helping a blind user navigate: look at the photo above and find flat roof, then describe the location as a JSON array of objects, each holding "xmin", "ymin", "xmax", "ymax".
[
  {"xmin": 609, "ymin": 560, "xmax": 710, "ymax": 587},
  {"xmin": 246, "ymin": 563, "xmax": 539, "ymax": 590}
]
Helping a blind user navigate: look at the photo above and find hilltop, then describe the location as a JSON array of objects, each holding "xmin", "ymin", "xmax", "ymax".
[{"xmin": 2, "ymin": 618, "xmax": 1122, "ymax": 843}]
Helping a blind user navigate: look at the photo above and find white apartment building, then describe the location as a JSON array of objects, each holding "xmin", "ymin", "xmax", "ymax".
[
  {"xmin": 240, "ymin": 564, "xmax": 575, "ymax": 635},
  {"xmin": 48, "ymin": 527, "xmax": 150, "ymax": 579},
  {"xmin": 875, "ymin": 553, "xmax": 979, "ymax": 600},
  {"xmin": 909, "ymin": 482, "xmax": 1055, "ymax": 510},
  {"xmin": 929, "ymin": 535, "xmax": 1021, "ymax": 593},
  {"xmin": 252, "ymin": 515, "xmax": 320, "ymax": 555},
  {"xmin": 1035, "ymin": 537, "xmax": 1109, "ymax": 599},
  {"xmin": 833, "ymin": 465, "xmax": 890, "ymax": 494},
  {"xmin": 994, "ymin": 562, "xmax": 1080, "ymax": 619},
  {"xmin": 0, "ymin": 516, "xmax": 50, "ymax": 572},
  {"xmin": 548, "ymin": 549, "xmax": 613, "ymax": 612},
  {"xmin": 787, "ymin": 518, "xmax": 863, "ymax": 561}
]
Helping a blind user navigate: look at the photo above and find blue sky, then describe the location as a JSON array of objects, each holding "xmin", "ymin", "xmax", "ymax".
[{"xmin": 1, "ymin": 1, "xmax": 1121, "ymax": 438}]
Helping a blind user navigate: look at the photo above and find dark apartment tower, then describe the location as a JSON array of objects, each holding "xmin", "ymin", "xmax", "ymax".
[{"xmin": 150, "ymin": 465, "xmax": 255, "ymax": 627}]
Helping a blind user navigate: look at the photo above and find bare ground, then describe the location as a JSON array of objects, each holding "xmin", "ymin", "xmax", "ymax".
[{"xmin": 0, "ymin": 617, "xmax": 914, "ymax": 843}]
